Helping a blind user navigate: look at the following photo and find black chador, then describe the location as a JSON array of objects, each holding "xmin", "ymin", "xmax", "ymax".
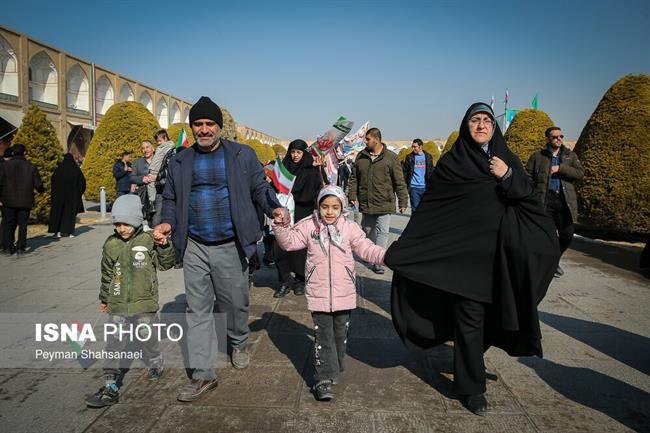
[
  {"xmin": 385, "ymin": 103, "xmax": 559, "ymax": 395},
  {"xmin": 48, "ymin": 154, "xmax": 86, "ymax": 235}
]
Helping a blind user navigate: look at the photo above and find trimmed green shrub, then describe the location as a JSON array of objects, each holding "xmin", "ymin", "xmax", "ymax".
[
  {"xmin": 83, "ymin": 102, "xmax": 160, "ymax": 201},
  {"xmin": 167, "ymin": 123, "xmax": 192, "ymax": 145},
  {"xmin": 272, "ymin": 144, "xmax": 287, "ymax": 157},
  {"xmin": 442, "ymin": 130, "xmax": 459, "ymax": 154},
  {"xmin": 12, "ymin": 104, "xmax": 62, "ymax": 223},
  {"xmin": 422, "ymin": 141, "xmax": 441, "ymax": 165},
  {"xmin": 504, "ymin": 109, "xmax": 554, "ymax": 163},
  {"xmin": 575, "ymin": 74, "xmax": 650, "ymax": 236},
  {"xmin": 398, "ymin": 147, "xmax": 412, "ymax": 162},
  {"xmin": 242, "ymin": 138, "xmax": 275, "ymax": 163},
  {"xmin": 221, "ymin": 107, "xmax": 237, "ymax": 141}
]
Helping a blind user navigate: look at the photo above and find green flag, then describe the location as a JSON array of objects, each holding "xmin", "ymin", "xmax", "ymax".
[{"xmin": 531, "ymin": 94, "xmax": 538, "ymax": 109}]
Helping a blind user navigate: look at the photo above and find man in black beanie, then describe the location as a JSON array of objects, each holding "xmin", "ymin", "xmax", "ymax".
[{"xmin": 154, "ymin": 96, "xmax": 288, "ymax": 402}]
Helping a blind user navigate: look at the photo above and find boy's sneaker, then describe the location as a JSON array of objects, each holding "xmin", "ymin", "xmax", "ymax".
[
  {"xmin": 177, "ymin": 378, "xmax": 218, "ymax": 402},
  {"xmin": 312, "ymin": 380, "xmax": 334, "ymax": 401},
  {"xmin": 86, "ymin": 385, "xmax": 119, "ymax": 408},
  {"xmin": 147, "ymin": 365, "xmax": 164, "ymax": 381}
]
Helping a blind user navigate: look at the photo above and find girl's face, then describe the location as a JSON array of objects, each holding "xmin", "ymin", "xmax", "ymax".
[
  {"xmin": 319, "ymin": 196, "xmax": 342, "ymax": 225},
  {"xmin": 291, "ymin": 149, "xmax": 304, "ymax": 163}
]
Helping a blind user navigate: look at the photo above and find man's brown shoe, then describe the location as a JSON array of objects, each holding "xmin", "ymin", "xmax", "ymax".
[{"xmin": 176, "ymin": 378, "xmax": 218, "ymax": 402}]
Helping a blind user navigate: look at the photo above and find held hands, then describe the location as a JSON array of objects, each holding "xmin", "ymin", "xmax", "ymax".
[
  {"xmin": 399, "ymin": 208, "xmax": 406, "ymax": 214},
  {"xmin": 489, "ymin": 156, "xmax": 509, "ymax": 179},
  {"xmin": 551, "ymin": 165, "xmax": 560, "ymax": 174},
  {"xmin": 99, "ymin": 303, "xmax": 108, "ymax": 313},
  {"xmin": 153, "ymin": 223, "xmax": 171, "ymax": 246},
  {"xmin": 272, "ymin": 208, "xmax": 290, "ymax": 227}
]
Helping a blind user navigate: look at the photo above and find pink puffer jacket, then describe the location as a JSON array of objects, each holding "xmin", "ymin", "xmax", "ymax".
[{"xmin": 274, "ymin": 216, "xmax": 385, "ymax": 313}]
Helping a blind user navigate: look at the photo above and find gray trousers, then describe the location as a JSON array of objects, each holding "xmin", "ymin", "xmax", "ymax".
[
  {"xmin": 103, "ymin": 314, "xmax": 162, "ymax": 380},
  {"xmin": 361, "ymin": 213, "xmax": 391, "ymax": 249},
  {"xmin": 312, "ymin": 310, "xmax": 351, "ymax": 383},
  {"xmin": 184, "ymin": 238, "xmax": 250, "ymax": 380}
]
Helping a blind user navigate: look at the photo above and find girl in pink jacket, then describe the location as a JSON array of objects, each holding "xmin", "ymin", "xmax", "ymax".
[{"xmin": 273, "ymin": 185, "xmax": 385, "ymax": 401}]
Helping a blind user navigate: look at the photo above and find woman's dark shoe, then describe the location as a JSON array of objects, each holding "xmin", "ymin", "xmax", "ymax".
[
  {"xmin": 293, "ymin": 282, "xmax": 305, "ymax": 296},
  {"xmin": 273, "ymin": 284, "xmax": 292, "ymax": 298},
  {"xmin": 460, "ymin": 393, "xmax": 488, "ymax": 416},
  {"xmin": 312, "ymin": 380, "xmax": 333, "ymax": 401}
]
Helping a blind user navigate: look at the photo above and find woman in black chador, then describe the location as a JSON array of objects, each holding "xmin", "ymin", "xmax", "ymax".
[
  {"xmin": 48, "ymin": 153, "xmax": 86, "ymax": 237},
  {"xmin": 385, "ymin": 103, "xmax": 559, "ymax": 416},
  {"xmin": 273, "ymin": 139, "xmax": 322, "ymax": 297}
]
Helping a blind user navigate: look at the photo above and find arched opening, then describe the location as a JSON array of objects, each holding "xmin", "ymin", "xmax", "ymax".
[
  {"xmin": 0, "ymin": 35, "xmax": 19, "ymax": 101},
  {"xmin": 170, "ymin": 102, "xmax": 181, "ymax": 124},
  {"xmin": 67, "ymin": 124, "xmax": 93, "ymax": 160},
  {"xmin": 95, "ymin": 75, "xmax": 114, "ymax": 116},
  {"xmin": 29, "ymin": 51, "xmax": 58, "ymax": 107},
  {"xmin": 139, "ymin": 91, "xmax": 153, "ymax": 113},
  {"xmin": 119, "ymin": 82, "xmax": 134, "ymax": 102},
  {"xmin": 66, "ymin": 64, "xmax": 89, "ymax": 114},
  {"xmin": 182, "ymin": 107, "xmax": 189, "ymax": 124},
  {"xmin": 156, "ymin": 98, "xmax": 168, "ymax": 128}
]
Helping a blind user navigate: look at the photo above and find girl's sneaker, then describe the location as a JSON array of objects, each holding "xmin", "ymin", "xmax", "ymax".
[
  {"xmin": 312, "ymin": 380, "xmax": 333, "ymax": 401},
  {"xmin": 86, "ymin": 385, "xmax": 119, "ymax": 408}
]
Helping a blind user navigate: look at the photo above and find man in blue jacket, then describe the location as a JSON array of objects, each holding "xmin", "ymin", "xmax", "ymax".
[
  {"xmin": 112, "ymin": 151, "xmax": 133, "ymax": 198},
  {"xmin": 153, "ymin": 96, "xmax": 286, "ymax": 402}
]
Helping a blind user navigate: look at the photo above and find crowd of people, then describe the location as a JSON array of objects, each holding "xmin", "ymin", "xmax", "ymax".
[{"xmin": 0, "ymin": 97, "xmax": 586, "ymax": 416}]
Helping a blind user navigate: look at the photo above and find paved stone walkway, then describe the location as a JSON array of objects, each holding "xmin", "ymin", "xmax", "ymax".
[{"xmin": 0, "ymin": 212, "xmax": 648, "ymax": 432}]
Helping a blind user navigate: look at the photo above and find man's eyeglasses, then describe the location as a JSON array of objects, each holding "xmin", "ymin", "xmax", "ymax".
[
  {"xmin": 469, "ymin": 117, "xmax": 494, "ymax": 127},
  {"xmin": 550, "ymin": 135, "xmax": 564, "ymax": 140}
]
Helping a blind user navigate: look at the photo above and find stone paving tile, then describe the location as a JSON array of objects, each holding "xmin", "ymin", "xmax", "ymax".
[
  {"xmin": 267, "ymin": 311, "xmax": 314, "ymax": 335},
  {"xmin": 148, "ymin": 406, "xmax": 302, "ymax": 433},
  {"xmin": 84, "ymin": 403, "xmax": 166, "ymax": 433},
  {"xmin": 298, "ymin": 348, "xmax": 445, "ymax": 412},
  {"xmin": 249, "ymin": 332, "xmax": 311, "ymax": 369},
  {"xmin": 0, "ymin": 370, "xmax": 104, "ymax": 433},
  {"xmin": 372, "ymin": 412, "xmax": 538, "ymax": 433},
  {"xmin": 274, "ymin": 292, "xmax": 309, "ymax": 312}
]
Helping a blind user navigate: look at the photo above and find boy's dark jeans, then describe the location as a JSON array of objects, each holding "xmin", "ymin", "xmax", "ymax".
[
  {"xmin": 103, "ymin": 313, "xmax": 162, "ymax": 381},
  {"xmin": 312, "ymin": 310, "xmax": 351, "ymax": 383}
]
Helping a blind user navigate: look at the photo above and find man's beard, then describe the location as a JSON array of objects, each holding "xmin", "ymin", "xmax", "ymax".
[{"xmin": 195, "ymin": 133, "xmax": 221, "ymax": 149}]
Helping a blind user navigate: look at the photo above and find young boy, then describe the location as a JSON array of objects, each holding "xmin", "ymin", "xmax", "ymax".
[{"xmin": 86, "ymin": 194, "xmax": 175, "ymax": 408}]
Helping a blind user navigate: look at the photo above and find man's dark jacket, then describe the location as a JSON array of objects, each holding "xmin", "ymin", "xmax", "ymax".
[
  {"xmin": 525, "ymin": 145, "xmax": 584, "ymax": 223},
  {"xmin": 402, "ymin": 150, "xmax": 435, "ymax": 189},
  {"xmin": 112, "ymin": 160, "xmax": 132, "ymax": 193},
  {"xmin": 348, "ymin": 145, "xmax": 409, "ymax": 214},
  {"xmin": 0, "ymin": 155, "xmax": 44, "ymax": 208},
  {"xmin": 161, "ymin": 140, "xmax": 282, "ymax": 259}
]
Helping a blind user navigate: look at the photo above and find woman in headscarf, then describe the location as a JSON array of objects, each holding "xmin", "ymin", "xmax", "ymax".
[
  {"xmin": 385, "ymin": 102, "xmax": 559, "ymax": 416},
  {"xmin": 48, "ymin": 153, "xmax": 86, "ymax": 237},
  {"xmin": 273, "ymin": 139, "xmax": 323, "ymax": 297}
]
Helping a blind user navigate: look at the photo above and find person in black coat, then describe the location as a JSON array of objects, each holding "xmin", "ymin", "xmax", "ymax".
[
  {"xmin": 0, "ymin": 144, "xmax": 45, "ymax": 255},
  {"xmin": 48, "ymin": 153, "xmax": 86, "ymax": 237},
  {"xmin": 385, "ymin": 103, "xmax": 559, "ymax": 416},
  {"xmin": 273, "ymin": 139, "xmax": 322, "ymax": 297},
  {"xmin": 112, "ymin": 151, "xmax": 132, "ymax": 198}
]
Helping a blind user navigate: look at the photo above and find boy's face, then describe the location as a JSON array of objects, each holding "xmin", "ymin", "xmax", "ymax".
[
  {"xmin": 319, "ymin": 196, "xmax": 342, "ymax": 225},
  {"xmin": 114, "ymin": 223, "xmax": 136, "ymax": 239}
]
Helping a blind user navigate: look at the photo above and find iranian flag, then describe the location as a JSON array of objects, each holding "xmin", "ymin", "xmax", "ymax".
[
  {"xmin": 265, "ymin": 157, "xmax": 295, "ymax": 194},
  {"xmin": 176, "ymin": 128, "xmax": 190, "ymax": 148}
]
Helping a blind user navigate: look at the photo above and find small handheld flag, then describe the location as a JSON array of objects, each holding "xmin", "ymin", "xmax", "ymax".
[
  {"xmin": 265, "ymin": 157, "xmax": 296, "ymax": 194},
  {"xmin": 176, "ymin": 128, "xmax": 190, "ymax": 148}
]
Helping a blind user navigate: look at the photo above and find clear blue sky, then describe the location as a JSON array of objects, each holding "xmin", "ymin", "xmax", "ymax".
[{"xmin": 4, "ymin": 0, "xmax": 649, "ymax": 140}]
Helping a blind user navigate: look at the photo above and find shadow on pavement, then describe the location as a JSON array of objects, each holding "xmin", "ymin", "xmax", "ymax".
[
  {"xmin": 519, "ymin": 357, "xmax": 650, "ymax": 432},
  {"xmin": 539, "ymin": 311, "xmax": 650, "ymax": 376},
  {"xmin": 27, "ymin": 225, "xmax": 95, "ymax": 252}
]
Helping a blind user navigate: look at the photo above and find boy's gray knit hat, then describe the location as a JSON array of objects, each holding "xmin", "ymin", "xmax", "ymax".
[{"xmin": 111, "ymin": 194, "xmax": 144, "ymax": 228}]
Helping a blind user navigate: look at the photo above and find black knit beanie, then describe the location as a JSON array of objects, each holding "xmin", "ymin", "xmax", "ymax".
[{"xmin": 189, "ymin": 96, "xmax": 223, "ymax": 128}]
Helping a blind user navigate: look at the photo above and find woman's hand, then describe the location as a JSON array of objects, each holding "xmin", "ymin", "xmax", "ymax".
[
  {"xmin": 313, "ymin": 155, "xmax": 324, "ymax": 166},
  {"xmin": 489, "ymin": 156, "xmax": 509, "ymax": 179}
]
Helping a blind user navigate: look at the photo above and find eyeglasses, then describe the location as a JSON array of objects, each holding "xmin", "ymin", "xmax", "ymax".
[
  {"xmin": 469, "ymin": 117, "xmax": 494, "ymax": 127},
  {"xmin": 549, "ymin": 135, "xmax": 564, "ymax": 140}
]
